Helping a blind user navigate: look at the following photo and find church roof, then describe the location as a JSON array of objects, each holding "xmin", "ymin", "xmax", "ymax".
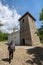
[
  {"xmin": 19, "ymin": 12, "xmax": 36, "ymax": 21},
  {"xmin": 11, "ymin": 30, "xmax": 20, "ymax": 35}
]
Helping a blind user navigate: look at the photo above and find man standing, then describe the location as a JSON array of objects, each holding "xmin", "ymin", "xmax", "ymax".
[{"xmin": 8, "ymin": 40, "xmax": 15, "ymax": 63}]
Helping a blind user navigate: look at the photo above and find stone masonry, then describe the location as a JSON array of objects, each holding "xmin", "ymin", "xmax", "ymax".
[{"xmin": 19, "ymin": 12, "xmax": 40, "ymax": 46}]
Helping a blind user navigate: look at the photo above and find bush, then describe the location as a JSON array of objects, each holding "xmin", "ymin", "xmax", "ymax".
[{"xmin": 0, "ymin": 32, "xmax": 9, "ymax": 41}]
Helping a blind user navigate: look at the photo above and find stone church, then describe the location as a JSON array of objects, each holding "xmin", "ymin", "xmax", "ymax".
[{"xmin": 8, "ymin": 12, "xmax": 40, "ymax": 46}]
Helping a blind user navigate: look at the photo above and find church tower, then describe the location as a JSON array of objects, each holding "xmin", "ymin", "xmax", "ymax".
[{"xmin": 19, "ymin": 12, "xmax": 40, "ymax": 46}]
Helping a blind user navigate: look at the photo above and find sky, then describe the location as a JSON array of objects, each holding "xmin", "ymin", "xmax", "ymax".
[{"xmin": 0, "ymin": 0, "xmax": 43, "ymax": 33}]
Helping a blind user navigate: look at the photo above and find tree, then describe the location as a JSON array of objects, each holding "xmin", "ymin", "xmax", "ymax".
[
  {"xmin": 0, "ymin": 21, "xmax": 3, "ymax": 32},
  {"xmin": 0, "ymin": 32, "xmax": 9, "ymax": 41},
  {"xmin": 39, "ymin": 8, "xmax": 43, "ymax": 21},
  {"xmin": 38, "ymin": 26, "xmax": 43, "ymax": 43},
  {"xmin": 39, "ymin": 8, "xmax": 43, "ymax": 43}
]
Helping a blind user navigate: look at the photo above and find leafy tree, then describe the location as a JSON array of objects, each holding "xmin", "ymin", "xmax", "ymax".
[
  {"xmin": 39, "ymin": 8, "xmax": 43, "ymax": 21},
  {"xmin": 38, "ymin": 26, "xmax": 43, "ymax": 43},
  {"xmin": 39, "ymin": 8, "xmax": 43, "ymax": 43},
  {"xmin": 0, "ymin": 32, "xmax": 10, "ymax": 41},
  {"xmin": 0, "ymin": 21, "xmax": 10, "ymax": 41},
  {"xmin": 0, "ymin": 21, "xmax": 3, "ymax": 32}
]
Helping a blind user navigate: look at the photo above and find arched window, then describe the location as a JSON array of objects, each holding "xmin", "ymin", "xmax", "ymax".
[{"xmin": 22, "ymin": 19, "xmax": 24, "ymax": 23}]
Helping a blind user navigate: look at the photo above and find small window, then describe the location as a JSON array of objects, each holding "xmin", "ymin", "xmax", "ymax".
[
  {"xmin": 14, "ymin": 37, "xmax": 16, "ymax": 39},
  {"xmin": 22, "ymin": 19, "xmax": 24, "ymax": 23}
]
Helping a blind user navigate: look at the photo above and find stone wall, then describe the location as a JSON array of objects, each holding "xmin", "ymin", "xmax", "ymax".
[
  {"xmin": 20, "ymin": 14, "xmax": 40, "ymax": 46},
  {"xmin": 20, "ymin": 14, "xmax": 32, "ymax": 45},
  {"xmin": 28, "ymin": 15, "xmax": 40, "ymax": 46}
]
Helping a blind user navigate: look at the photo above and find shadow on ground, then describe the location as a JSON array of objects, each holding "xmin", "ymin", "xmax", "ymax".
[
  {"xmin": 2, "ymin": 58, "xmax": 9, "ymax": 62},
  {"xmin": 26, "ymin": 46, "xmax": 43, "ymax": 65}
]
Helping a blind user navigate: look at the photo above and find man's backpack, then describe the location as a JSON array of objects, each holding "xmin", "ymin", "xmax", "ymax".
[{"xmin": 8, "ymin": 43, "xmax": 15, "ymax": 51}]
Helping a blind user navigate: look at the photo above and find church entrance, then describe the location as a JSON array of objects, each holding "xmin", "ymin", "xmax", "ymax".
[{"xmin": 22, "ymin": 38, "xmax": 25, "ymax": 45}]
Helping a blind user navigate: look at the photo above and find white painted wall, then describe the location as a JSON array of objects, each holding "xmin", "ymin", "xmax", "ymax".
[{"xmin": 8, "ymin": 31, "xmax": 20, "ymax": 45}]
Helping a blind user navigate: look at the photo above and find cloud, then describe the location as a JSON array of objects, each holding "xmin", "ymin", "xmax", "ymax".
[{"xmin": 0, "ymin": 2, "xmax": 21, "ymax": 33}]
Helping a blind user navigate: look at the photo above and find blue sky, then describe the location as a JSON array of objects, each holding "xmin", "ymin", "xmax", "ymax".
[
  {"xmin": 0, "ymin": 0, "xmax": 43, "ymax": 33},
  {"xmin": 1, "ymin": 0, "xmax": 43, "ymax": 26}
]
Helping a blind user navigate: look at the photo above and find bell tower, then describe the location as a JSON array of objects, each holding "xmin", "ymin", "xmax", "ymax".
[{"xmin": 19, "ymin": 12, "xmax": 40, "ymax": 46}]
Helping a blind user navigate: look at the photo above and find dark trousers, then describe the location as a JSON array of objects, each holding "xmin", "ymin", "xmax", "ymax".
[
  {"xmin": 8, "ymin": 50, "xmax": 14, "ymax": 63},
  {"xmin": 9, "ymin": 50, "xmax": 13, "ymax": 59}
]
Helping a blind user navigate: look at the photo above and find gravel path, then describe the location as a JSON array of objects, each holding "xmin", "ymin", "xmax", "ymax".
[{"xmin": 0, "ymin": 42, "xmax": 43, "ymax": 65}]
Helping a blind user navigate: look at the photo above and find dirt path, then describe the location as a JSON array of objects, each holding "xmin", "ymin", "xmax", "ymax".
[{"xmin": 0, "ymin": 42, "xmax": 43, "ymax": 65}]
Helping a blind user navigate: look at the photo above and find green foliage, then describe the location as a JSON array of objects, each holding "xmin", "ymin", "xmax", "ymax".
[
  {"xmin": 39, "ymin": 8, "xmax": 43, "ymax": 43},
  {"xmin": 0, "ymin": 23, "xmax": 3, "ymax": 26},
  {"xmin": 0, "ymin": 31, "xmax": 10, "ymax": 41},
  {"xmin": 0, "ymin": 21, "xmax": 3, "ymax": 32},
  {"xmin": 38, "ymin": 25, "xmax": 43, "ymax": 43},
  {"xmin": 39, "ymin": 8, "xmax": 43, "ymax": 21},
  {"xmin": 0, "ymin": 21, "xmax": 9, "ymax": 41},
  {"xmin": 0, "ymin": 21, "xmax": 3, "ymax": 27}
]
